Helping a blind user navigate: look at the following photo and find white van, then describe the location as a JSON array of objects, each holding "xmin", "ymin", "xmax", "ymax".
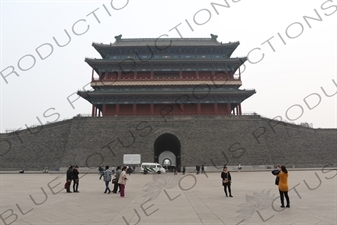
[{"xmin": 140, "ymin": 163, "xmax": 166, "ymax": 174}]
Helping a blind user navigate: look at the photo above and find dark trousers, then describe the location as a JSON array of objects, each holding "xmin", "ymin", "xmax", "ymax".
[
  {"xmin": 279, "ymin": 189, "xmax": 290, "ymax": 206},
  {"xmin": 112, "ymin": 181, "xmax": 120, "ymax": 193},
  {"xmin": 104, "ymin": 180, "xmax": 111, "ymax": 193},
  {"xmin": 73, "ymin": 179, "xmax": 79, "ymax": 192},
  {"xmin": 66, "ymin": 180, "xmax": 72, "ymax": 192},
  {"xmin": 223, "ymin": 184, "xmax": 232, "ymax": 196}
]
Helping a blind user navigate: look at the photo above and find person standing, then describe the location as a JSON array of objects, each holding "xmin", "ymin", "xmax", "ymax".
[
  {"xmin": 196, "ymin": 165, "xmax": 200, "ymax": 174},
  {"xmin": 275, "ymin": 165, "xmax": 290, "ymax": 208},
  {"xmin": 72, "ymin": 165, "xmax": 79, "ymax": 193},
  {"xmin": 112, "ymin": 166, "xmax": 121, "ymax": 193},
  {"xmin": 238, "ymin": 164, "xmax": 242, "ymax": 172},
  {"xmin": 103, "ymin": 166, "xmax": 112, "ymax": 194},
  {"xmin": 118, "ymin": 166, "xmax": 128, "ymax": 197},
  {"xmin": 111, "ymin": 165, "xmax": 115, "ymax": 175},
  {"xmin": 201, "ymin": 164, "xmax": 204, "ymax": 174},
  {"xmin": 221, "ymin": 166, "xmax": 233, "ymax": 197},
  {"xmin": 99, "ymin": 165, "xmax": 104, "ymax": 180},
  {"xmin": 127, "ymin": 166, "xmax": 132, "ymax": 175},
  {"xmin": 182, "ymin": 166, "xmax": 186, "ymax": 175},
  {"xmin": 66, "ymin": 165, "xmax": 73, "ymax": 193}
]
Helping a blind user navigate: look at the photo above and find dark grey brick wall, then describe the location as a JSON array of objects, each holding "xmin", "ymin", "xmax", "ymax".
[{"xmin": 1, "ymin": 115, "xmax": 336, "ymax": 170}]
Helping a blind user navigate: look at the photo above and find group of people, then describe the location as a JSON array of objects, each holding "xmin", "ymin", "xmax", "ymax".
[
  {"xmin": 101, "ymin": 165, "xmax": 128, "ymax": 197},
  {"xmin": 220, "ymin": 164, "xmax": 290, "ymax": 208},
  {"xmin": 65, "ymin": 165, "xmax": 80, "ymax": 193},
  {"xmin": 65, "ymin": 164, "xmax": 129, "ymax": 197},
  {"xmin": 66, "ymin": 163, "xmax": 290, "ymax": 207}
]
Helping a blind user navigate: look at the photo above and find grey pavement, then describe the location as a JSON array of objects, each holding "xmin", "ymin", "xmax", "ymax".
[{"xmin": 0, "ymin": 170, "xmax": 336, "ymax": 225}]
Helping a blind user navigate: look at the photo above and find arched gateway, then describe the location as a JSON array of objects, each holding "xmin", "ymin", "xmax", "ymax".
[{"xmin": 154, "ymin": 133, "xmax": 181, "ymax": 167}]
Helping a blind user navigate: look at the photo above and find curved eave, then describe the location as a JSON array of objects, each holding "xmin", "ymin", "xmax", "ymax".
[
  {"xmin": 85, "ymin": 57, "xmax": 247, "ymax": 64},
  {"xmin": 91, "ymin": 80, "xmax": 243, "ymax": 87},
  {"xmin": 92, "ymin": 40, "xmax": 239, "ymax": 49},
  {"xmin": 77, "ymin": 90, "xmax": 255, "ymax": 105},
  {"xmin": 85, "ymin": 57, "xmax": 247, "ymax": 74},
  {"xmin": 77, "ymin": 89, "xmax": 256, "ymax": 102},
  {"xmin": 92, "ymin": 41, "xmax": 240, "ymax": 58},
  {"xmin": 78, "ymin": 89, "xmax": 255, "ymax": 95}
]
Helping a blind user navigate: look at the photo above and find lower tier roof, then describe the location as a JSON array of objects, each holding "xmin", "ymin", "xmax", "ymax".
[{"xmin": 77, "ymin": 88, "xmax": 256, "ymax": 105}]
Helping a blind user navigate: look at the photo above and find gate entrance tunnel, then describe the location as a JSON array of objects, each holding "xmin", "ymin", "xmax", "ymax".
[{"xmin": 154, "ymin": 133, "xmax": 181, "ymax": 167}]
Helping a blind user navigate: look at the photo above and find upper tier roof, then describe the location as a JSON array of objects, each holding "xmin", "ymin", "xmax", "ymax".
[
  {"xmin": 92, "ymin": 34, "xmax": 240, "ymax": 59},
  {"xmin": 93, "ymin": 34, "xmax": 239, "ymax": 48}
]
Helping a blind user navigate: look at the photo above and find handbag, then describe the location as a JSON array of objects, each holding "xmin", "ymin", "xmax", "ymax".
[
  {"xmin": 112, "ymin": 178, "xmax": 117, "ymax": 183},
  {"xmin": 275, "ymin": 177, "xmax": 279, "ymax": 185},
  {"xmin": 223, "ymin": 178, "xmax": 228, "ymax": 184}
]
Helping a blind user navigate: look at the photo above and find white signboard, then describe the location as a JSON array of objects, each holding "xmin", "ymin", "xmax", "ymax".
[{"xmin": 123, "ymin": 154, "xmax": 141, "ymax": 164}]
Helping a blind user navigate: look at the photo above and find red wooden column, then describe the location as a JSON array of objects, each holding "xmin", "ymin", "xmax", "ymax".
[
  {"xmin": 116, "ymin": 104, "xmax": 120, "ymax": 115},
  {"xmin": 196, "ymin": 70, "xmax": 199, "ymax": 79},
  {"xmin": 134, "ymin": 71, "xmax": 137, "ymax": 79},
  {"xmin": 197, "ymin": 103, "xmax": 201, "ymax": 115},
  {"xmin": 227, "ymin": 103, "xmax": 231, "ymax": 115},
  {"xmin": 133, "ymin": 104, "xmax": 137, "ymax": 116},
  {"xmin": 151, "ymin": 71, "xmax": 154, "ymax": 79},
  {"xmin": 103, "ymin": 104, "xmax": 107, "ymax": 116},
  {"xmin": 179, "ymin": 70, "xmax": 182, "ymax": 79},
  {"xmin": 150, "ymin": 104, "xmax": 154, "ymax": 115},
  {"xmin": 238, "ymin": 104, "xmax": 242, "ymax": 115},
  {"xmin": 214, "ymin": 103, "xmax": 218, "ymax": 114},
  {"xmin": 179, "ymin": 104, "xmax": 184, "ymax": 115}
]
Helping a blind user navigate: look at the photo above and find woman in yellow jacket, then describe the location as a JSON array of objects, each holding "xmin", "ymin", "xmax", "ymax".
[{"xmin": 276, "ymin": 165, "xmax": 290, "ymax": 208}]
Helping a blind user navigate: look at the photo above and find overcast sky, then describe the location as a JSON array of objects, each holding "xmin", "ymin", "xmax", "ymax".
[{"xmin": 1, "ymin": 0, "xmax": 336, "ymax": 133}]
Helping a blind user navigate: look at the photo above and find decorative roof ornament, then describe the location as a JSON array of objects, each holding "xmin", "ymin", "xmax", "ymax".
[
  {"xmin": 115, "ymin": 34, "xmax": 122, "ymax": 42},
  {"xmin": 210, "ymin": 34, "xmax": 218, "ymax": 40}
]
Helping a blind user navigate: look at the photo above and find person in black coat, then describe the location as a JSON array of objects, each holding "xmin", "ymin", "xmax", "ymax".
[
  {"xmin": 66, "ymin": 165, "xmax": 73, "ymax": 193},
  {"xmin": 196, "ymin": 165, "xmax": 200, "ymax": 174},
  {"xmin": 221, "ymin": 166, "xmax": 233, "ymax": 197},
  {"xmin": 99, "ymin": 165, "xmax": 104, "ymax": 180},
  {"xmin": 72, "ymin": 165, "xmax": 79, "ymax": 192},
  {"xmin": 112, "ymin": 166, "xmax": 121, "ymax": 193}
]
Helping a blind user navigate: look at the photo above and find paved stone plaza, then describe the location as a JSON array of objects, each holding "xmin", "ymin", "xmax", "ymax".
[{"xmin": 0, "ymin": 170, "xmax": 336, "ymax": 225}]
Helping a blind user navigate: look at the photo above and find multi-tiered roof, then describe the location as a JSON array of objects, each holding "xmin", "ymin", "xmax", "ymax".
[{"xmin": 78, "ymin": 34, "xmax": 255, "ymax": 116}]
